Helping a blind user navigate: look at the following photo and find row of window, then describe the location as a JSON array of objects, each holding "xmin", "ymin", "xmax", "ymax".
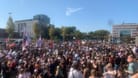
[
  {"xmin": 18, "ymin": 23, "xmax": 27, "ymax": 32},
  {"xmin": 18, "ymin": 23, "xmax": 26, "ymax": 27}
]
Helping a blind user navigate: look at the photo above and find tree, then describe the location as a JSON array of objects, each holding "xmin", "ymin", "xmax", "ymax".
[
  {"xmin": 54, "ymin": 28, "xmax": 62, "ymax": 40},
  {"xmin": 88, "ymin": 31, "xmax": 94, "ymax": 39},
  {"xmin": 61, "ymin": 26, "xmax": 76, "ymax": 41},
  {"xmin": 61, "ymin": 27, "xmax": 66, "ymax": 41},
  {"xmin": 41, "ymin": 24, "xmax": 49, "ymax": 39},
  {"xmin": 33, "ymin": 22, "xmax": 40, "ymax": 38},
  {"xmin": 94, "ymin": 30, "xmax": 110, "ymax": 41},
  {"xmin": 49, "ymin": 25, "xmax": 55, "ymax": 40},
  {"xmin": 6, "ymin": 16, "xmax": 15, "ymax": 38},
  {"xmin": 74, "ymin": 30, "xmax": 83, "ymax": 39}
]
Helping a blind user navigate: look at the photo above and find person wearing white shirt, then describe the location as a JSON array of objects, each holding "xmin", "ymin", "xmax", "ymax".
[
  {"xmin": 103, "ymin": 63, "xmax": 116, "ymax": 78},
  {"xmin": 18, "ymin": 69, "xmax": 26, "ymax": 78},
  {"xmin": 68, "ymin": 61, "xmax": 83, "ymax": 78}
]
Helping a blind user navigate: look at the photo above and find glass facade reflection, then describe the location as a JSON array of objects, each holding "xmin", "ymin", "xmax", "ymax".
[{"xmin": 120, "ymin": 30, "xmax": 131, "ymax": 37}]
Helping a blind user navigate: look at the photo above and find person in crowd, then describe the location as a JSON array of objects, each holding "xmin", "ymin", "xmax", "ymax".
[
  {"xmin": 125, "ymin": 54, "xmax": 138, "ymax": 78},
  {"xmin": 68, "ymin": 61, "xmax": 83, "ymax": 78},
  {"xmin": 131, "ymin": 73, "xmax": 138, "ymax": 78},
  {"xmin": 103, "ymin": 63, "xmax": 116, "ymax": 78},
  {"xmin": 89, "ymin": 69, "xmax": 96, "ymax": 78},
  {"xmin": 0, "ymin": 40, "xmax": 138, "ymax": 78},
  {"xmin": 55, "ymin": 65, "xmax": 64, "ymax": 78},
  {"xmin": 17, "ymin": 68, "xmax": 25, "ymax": 78}
]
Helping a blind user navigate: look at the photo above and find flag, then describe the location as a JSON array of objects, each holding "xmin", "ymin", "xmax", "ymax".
[
  {"xmin": 22, "ymin": 32, "xmax": 31, "ymax": 47},
  {"xmin": 23, "ymin": 31, "xmax": 27, "ymax": 42},
  {"xmin": 36, "ymin": 35, "xmax": 43, "ymax": 48},
  {"xmin": 39, "ymin": 35, "xmax": 42, "ymax": 41},
  {"xmin": 26, "ymin": 32, "xmax": 31, "ymax": 46}
]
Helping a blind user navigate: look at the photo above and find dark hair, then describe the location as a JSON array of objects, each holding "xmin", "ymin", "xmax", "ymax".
[
  {"xmin": 128, "ymin": 54, "xmax": 135, "ymax": 59},
  {"xmin": 72, "ymin": 61, "xmax": 79, "ymax": 70}
]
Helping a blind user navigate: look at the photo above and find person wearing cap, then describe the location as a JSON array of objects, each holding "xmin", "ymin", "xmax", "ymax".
[{"xmin": 68, "ymin": 61, "xmax": 83, "ymax": 78}]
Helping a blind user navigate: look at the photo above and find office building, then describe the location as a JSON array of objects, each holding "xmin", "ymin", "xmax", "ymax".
[
  {"xmin": 112, "ymin": 23, "xmax": 138, "ymax": 38},
  {"xmin": 14, "ymin": 14, "xmax": 50, "ymax": 37}
]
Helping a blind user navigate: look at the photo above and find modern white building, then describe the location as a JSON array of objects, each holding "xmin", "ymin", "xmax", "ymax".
[
  {"xmin": 112, "ymin": 23, "xmax": 138, "ymax": 38},
  {"xmin": 14, "ymin": 14, "xmax": 50, "ymax": 38},
  {"xmin": 15, "ymin": 19, "xmax": 35, "ymax": 37}
]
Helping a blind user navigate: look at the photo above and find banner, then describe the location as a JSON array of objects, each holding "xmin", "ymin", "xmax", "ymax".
[{"xmin": 36, "ymin": 36, "xmax": 42, "ymax": 48}]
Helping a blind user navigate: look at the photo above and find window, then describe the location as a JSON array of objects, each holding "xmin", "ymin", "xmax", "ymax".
[
  {"xmin": 18, "ymin": 24, "xmax": 20, "ymax": 32},
  {"xmin": 120, "ymin": 30, "xmax": 131, "ymax": 37},
  {"xmin": 24, "ymin": 23, "xmax": 26, "ymax": 26}
]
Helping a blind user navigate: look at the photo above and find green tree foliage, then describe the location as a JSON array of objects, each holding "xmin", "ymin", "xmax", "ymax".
[
  {"xmin": 61, "ymin": 26, "xmax": 76, "ymax": 41},
  {"xmin": 74, "ymin": 30, "xmax": 83, "ymax": 39},
  {"xmin": 81, "ymin": 32, "xmax": 89, "ymax": 40},
  {"xmin": 33, "ymin": 15, "xmax": 51, "ymax": 39},
  {"xmin": 61, "ymin": 27, "xmax": 67, "ymax": 41},
  {"xmin": 40, "ymin": 24, "xmax": 49, "ymax": 39},
  {"xmin": 49, "ymin": 25, "xmax": 55, "ymax": 40},
  {"xmin": 33, "ymin": 22, "xmax": 40, "ymax": 38},
  {"xmin": 6, "ymin": 16, "xmax": 15, "ymax": 38},
  {"xmin": 93, "ymin": 30, "xmax": 110, "ymax": 41},
  {"xmin": 32, "ymin": 22, "xmax": 110, "ymax": 41},
  {"xmin": 88, "ymin": 31, "xmax": 94, "ymax": 39},
  {"xmin": 54, "ymin": 28, "xmax": 62, "ymax": 40}
]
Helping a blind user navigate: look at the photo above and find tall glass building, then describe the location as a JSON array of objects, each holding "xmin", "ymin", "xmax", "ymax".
[{"xmin": 33, "ymin": 14, "xmax": 50, "ymax": 25}]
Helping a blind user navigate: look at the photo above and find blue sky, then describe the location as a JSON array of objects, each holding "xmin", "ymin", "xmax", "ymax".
[{"xmin": 0, "ymin": 0, "xmax": 138, "ymax": 32}]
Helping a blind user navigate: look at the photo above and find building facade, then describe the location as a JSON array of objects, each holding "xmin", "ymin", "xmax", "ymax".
[
  {"xmin": 0, "ymin": 28, "xmax": 8, "ymax": 38},
  {"xmin": 33, "ymin": 14, "xmax": 50, "ymax": 25},
  {"xmin": 15, "ymin": 19, "xmax": 34, "ymax": 37},
  {"xmin": 112, "ymin": 23, "xmax": 138, "ymax": 38},
  {"xmin": 14, "ymin": 14, "xmax": 50, "ymax": 37}
]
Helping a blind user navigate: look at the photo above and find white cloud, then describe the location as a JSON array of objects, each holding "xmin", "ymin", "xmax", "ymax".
[{"xmin": 66, "ymin": 8, "xmax": 83, "ymax": 16}]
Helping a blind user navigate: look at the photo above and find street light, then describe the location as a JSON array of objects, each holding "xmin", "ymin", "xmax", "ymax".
[{"xmin": 108, "ymin": 19, "xmax": 114, "ymax": 43}]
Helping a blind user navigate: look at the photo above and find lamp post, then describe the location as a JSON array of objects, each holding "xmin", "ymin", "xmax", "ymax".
[
  {"xmin": 108, "ymin": 19, "xmax": 114, "ymax": 43},
  {"xmin": 8, "ymin": 12, "xmax": 12, "ymax": 39}
]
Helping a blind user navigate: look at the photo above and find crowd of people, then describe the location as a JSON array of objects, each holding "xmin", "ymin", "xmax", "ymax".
[{"xmin": 0, "ymin": 40, "xmax": 138, "ymax": 78}]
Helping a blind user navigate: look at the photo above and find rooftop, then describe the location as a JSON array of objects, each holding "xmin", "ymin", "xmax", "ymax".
[
  {"xmin": 121, "ymin": 23, "xmax": 138, "ymax": 25},
  {"xmin": 113, "ymin": 23, "xmax": 138, "ymax": 27},
  {"xmin": 0, "ymin": 28, "xmax": 5, "ymax": 32},
  {"xmin": 15, "ymin": 19, "xmax": 33, "ymax": 22}
]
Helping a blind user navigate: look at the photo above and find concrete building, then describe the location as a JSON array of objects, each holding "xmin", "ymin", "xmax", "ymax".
[
  {"xmin": 112, "ymin": 23, "xmax": 138, "ymax": 38},
  {"xmin": 0, "ymin": 28, "xmax": 20, "ymax": 39},
  {"xmin": 14, "ymin": 14, "xmax": 50, "ymax": 37},
  {"xmin": 0, "ymin": 28, "xmax": 8, "ymax": 38},
  {"xmin": 15, "ymin": 19, "xmax": 34, "ymax": 37}
]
